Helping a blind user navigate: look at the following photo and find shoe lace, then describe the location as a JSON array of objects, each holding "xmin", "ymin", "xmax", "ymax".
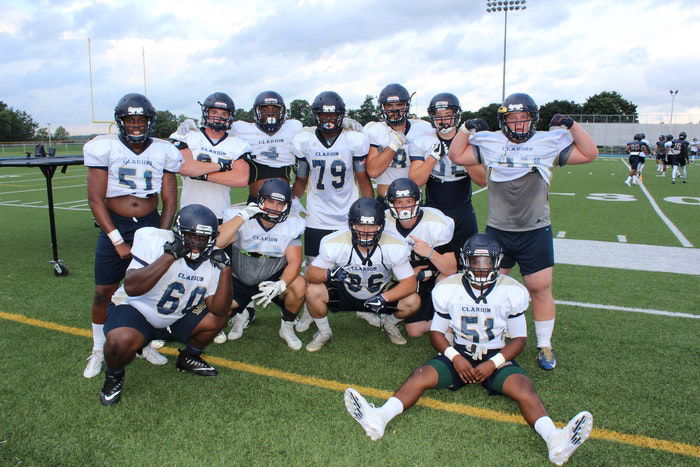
[{"xmin": 539, "ymin": 347, "xmax": 554, "ymax": 360}]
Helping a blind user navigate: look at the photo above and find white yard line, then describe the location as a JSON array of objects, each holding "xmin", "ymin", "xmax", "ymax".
[
  {"xmin": 617, "ymin": 235, "xmax": 627, "ymax": 243},
  {"xmin": 0, "ymin": 183, "xmax": 86, "ymax": 195},
  {"xmin": 555, "ymin": 300, "xmax": 699, "ymax": 319},
  {"xmin": 0, "ymin": 202, "xmax": 90, "ymax": 211},
  {"xmin": 550, "ymin": 192, "xmax": 576, "ymax": 196},
  {"xmin": 557, "ymin": 231, "xmax": 566, "ymax": 238},
  {"xmin": 472, "ymin": 187, "xmax": 487, "ymax": 195},
  {"xmin": 620, "ymin": 159, "xmax": 692, "ymax": 247},
  {"xmin": 0, "ymin": 173, "xmax": 86, "ymax": 185}
]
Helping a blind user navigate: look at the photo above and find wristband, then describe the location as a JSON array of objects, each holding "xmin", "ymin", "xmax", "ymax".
[
  {"xmin": 107, "ymin": 229, "xmax": 124, "ymax": 246},
  {"xmin": 489, "ymin": 352, "xmax": 506, "ymax": 368},
  {"xmin": 427, "ymin": 248, "xmax": 434, "ymax": 260},
  {"xmin": 443, "ymin": 346, "xmax": 459, "ymax": 361}
]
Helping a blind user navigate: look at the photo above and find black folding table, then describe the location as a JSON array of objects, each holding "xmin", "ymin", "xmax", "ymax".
[{"xmin": 0, "ymin": 155, "xmax": 84, "ymax": 276}]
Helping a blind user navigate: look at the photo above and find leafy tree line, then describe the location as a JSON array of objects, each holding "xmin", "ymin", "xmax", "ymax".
[{"xmin": 0, "ymin": 91, "xmax": 638, "ymax": 141}]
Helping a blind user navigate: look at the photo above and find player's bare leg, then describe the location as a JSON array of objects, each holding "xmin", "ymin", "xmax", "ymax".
[
  {"xmin": 85, "ymin": 283, "xmax": 119, "ymax": 378},
  {"xmin": 382, "ymin": 293, "xmax": 420, "ymax": 345},
  {"xmin": 176, "ymin": 313, "xmax": 227, "ymax": 377},
  {"xmin": 523, "ymin": 267, "xmax": 557, "ymax": 370},
  {"xmin": 305, "ymin": 283, "xmax": 333, "ymax": 351},
  {"xmin": 278, "ymin": 275, "xmax": 305, "ymax": 350}
]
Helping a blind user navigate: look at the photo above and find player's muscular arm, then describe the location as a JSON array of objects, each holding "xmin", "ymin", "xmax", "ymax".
[
  {"xmin": 473, "ymin": 336, "xmax": 526, "ymax": 382},
  {"xmin": 365, "ymin": 146, "xmax": 395, "ymax": 178},
  {"xmin": 381, "ymin": 276, "xmax": 417, "ymax": 302},
  {"xmin": 305, "ymin": 265, "xmax": 329, "ymax": 284},
  {"xmin": 466, "ymin": 163, "xmax": 487, "ymax": 187},
  {"xmin": 216, "ymin": 216, "xmax": 244, "ymax": 248},
  {"xmin": 159, "ymin": 172, "xmax": 178, "ymax": 229},
  {"xmin": 177, "ymin": 148, "xmax": 221, "ymax": 177},
  {"xmin": 281, "ymin": 245, "xmax": 303, "ymax": 286},
  {"xmin": 447, "ymin": 132, "xmax": 479, "ymax": 166},
  {"xmin": 408, "ymin": 158, "xmax": 437, "ymax": 187},
  {"xmin": 87, "ymin": 168, "xmax": 117, "ymax": 234},
  {"xmin": 354, "ymin": 168, "xmax": 374, "ymax": 198},
  {"xmin": 206, "ymin": 159, "xmax": 250, "ymax": 187},
  {"xmin": 292, "ymin": 176, "xmax": 308, "ymax": 199},
  {"xmin": 429, "ymin": 330, "xmax": 476, "ymax": 383},
  {"xmin": 123, "ymin": 255, "xmax": 176, "ymax": 296},
  {"xmin": 205, "ymin": 268, "xmax": 233, "ymax": 317},
  {"xmin": 566, "ymin": 122, "xmax": 598, "ymax": 165}
]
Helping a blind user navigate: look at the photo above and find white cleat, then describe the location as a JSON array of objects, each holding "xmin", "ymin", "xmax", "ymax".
[
  {"xmin": 624, "ymin": 179, "xmax": 631, "ymax": 187},
  {"xmin": 306, "ymin": 330, "xmax": 332, "ymax": 352},
  {"xmin": 344, "ymin": 388, "xmax": 387, "ymax": 441},
  {"xmin": 138, "ymin": 345, "xmax": 168, "ymax": 365},
  {"xmin": 227, "ymin": 309, "xmax": 249, "ymax": 341},
  {"xmin": 279, "ymin": 320, "xmax": 302, "ymax": 350},
  {"xmin": 356, "ymin": 311, "xmax": 381, "ymax": 328},
  {"xmin": 381, "ymin": 316, "xmax": 407, "ymax": 346},
  {"xmin": 83, "ymin": 350, "xmax": 104, "ymax": 379},
  {"xmin": 547, "ymin": 411, "xmax": 594, "ymax": 466},
  {"xmin": 150, "ymin": 339, "xmax": 165, "ymax": 349},
  {"xmin": 295, "ymin": 307, "xmax": 314, "ymax": 333},
  {"xmin": 213, "ymin": 330, "xmax": 227, "ymax": 345}
]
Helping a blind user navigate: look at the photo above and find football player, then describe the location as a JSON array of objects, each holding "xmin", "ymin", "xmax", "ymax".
[
  {"xmin": 690, "ymin": 137, "xmax": 698, "ymax": 164},
  {"xmin": 84, "ymin": 93, "xmax": 182, "ymax": 379},
  {"xmin": 344, "ymin": 234, "xmax": 593, "ymax": 466},
  {"xmin": 408, "ymin": 92, "xmax": 486, "ymax": 253},
  {"xmin": 448, "ymin": 93, "xmax": 598, "ymax": 370},
  {"xmin": 667, "ymin": 132, "xmax": 689, "ymax": 183},
  {"xmin": 304, "ymin": 198, "xmax": 419, "ymax": 351},
  {"xmin": 99, "ymin": 204, "xmax": 233, "ymax": 405},
  {"xmin": 364, "ymin": 83, "xmax": 434, "ymax": 202},
  {"xmin": 171, "ymin": 92, "xmax": 253, "ymax": 221},
  {"xmin": 230, "ymin": 91, "xmax": 302, "ymax": 202},
  {"xmin": 655, "ymin": 135, "xmax": 667, "ymax": 176},
  {"xmin": 624, "ymin": 134, "xmax": 649, "ymax": 186},
  {"xmin": 215, "ymin": 178, "xmax": 306, "ymax": 350},
  {"xmin": 373, "ymin": 178, "xmax": 456, "ymax": 338}
]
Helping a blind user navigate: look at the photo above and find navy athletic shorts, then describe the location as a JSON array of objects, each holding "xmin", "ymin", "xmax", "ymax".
[{"xmin": 485, "ymin": 225, "xmax": 554, "ymax": 276}]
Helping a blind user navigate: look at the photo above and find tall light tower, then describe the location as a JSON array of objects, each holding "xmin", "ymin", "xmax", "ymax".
[
  {"xmin": 485, "ymin": 0, "xmax": 527, "ymax": 103},
  {"xmin": 47, "ymin": 122, "xmax": 52, "ymax": 147},
  {"xmin": 669, "ymin": 89, "xmax": 678, "ymax": 132}
]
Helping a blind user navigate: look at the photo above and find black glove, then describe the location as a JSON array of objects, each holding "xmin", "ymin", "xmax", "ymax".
[
  {"xmin": 327, "ymin": 266, "xmax": 351, "ymax": 284},
  {"xmin": 363, "ymin": 294, "xmax": 387, "ymax": 313},
  {"xmin": 190, "ymin": 174, "xmax": 208, "ymax": 181},
  {"xmin": 209, "ymin": 249, "xmax": 231, "ymax": 270},
  {"xmin": 549, "ymin": 114, "xmax": 575, "ymax": 129},
  {"xmin": 218, "ymin": 159, "xmax": 232, "ymax": 172},
  {"xmin": 465, "ymin": 118, "xmax": 489, "ymax": 133},
  {"xmin": 164, "ymin": 236, "xmax": 187, "ymax": 259},
  {"xmin": 416, "ymin": 269, "xmax": 434, "ymax": 282}
]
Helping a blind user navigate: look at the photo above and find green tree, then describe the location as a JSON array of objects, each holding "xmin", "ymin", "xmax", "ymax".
[
  {"xmin": 34, "ymin": 127, "xmax": 50, "ymax": 141},
  {"xmin": 0, "ymin": 101, "xmax": 38, "ymax": 141},
  {"xmin": 582, "ymin": 91, "xmax": 637, "ymax": 123},
  {"xmin": 234, "ymin": 108, "xmax": 254, "ymax": 123},
  {"xmin": 537, "ymin": 100, "xmax": 583, "ymax": 130},
  {"xmin": 152, "ymin": 111, "xmax": 193, "ymax": 138},
  {"xmin": 460, "ymin": 103, "xmax": 500, "ymax": 131},
  {"xmin": 287, "ymin": 99, "xmax": 314, "ymax": 126},
  {"xmin": 347, "ymin": 95, "xmax": 379, "ymax": 126},
  {"xmin": 53, "ymin": 126, "xmax": 70, "ymax": 141}
]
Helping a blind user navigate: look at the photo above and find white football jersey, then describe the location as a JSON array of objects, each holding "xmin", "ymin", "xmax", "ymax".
[
  {"xmin": 469, "ymin": 130, "xmax": 574, "ymax": 185},
  {"xmin": 665, "ymin": 141, "xmax": 678, "ymax": 155},
  {"xmin": 364, "ymin": 119, "xmax": 434, "ymax": 185},
  {"xmin": 178, "ymin": 129, "xmax": 251, "ymax": 219},
  {"xmin": 292, "ymin": 129, "xmax": 369, "ymax": 230},
  {"xmin": 431, "ymin": 274, "xmax": 530, "ymax": 356},
  {"xmin": 111, "ymin": 227, "xmax": 221, "ymax": 329},
  {"xmin": 84, "ymin": 135, "xmax": 182, "ymax": 198},
  {"xmin": 409, "ymin": 133, "xmax": 469, "ymax": 182},
  {"xmin": 690, "ymin": 141, "xmax": 698, "ymax": 152},
  {"xmin": 222, "ymin": 207, "xmax": 305, "ymax": 257},
  {"xmin": 383, "ymin": 207, "xmax": 454, "ymax": 264},
  {"xmin": 230, "ymin": 120, "xmax": 302, "ymax": 168},
  {"xmin": 312, "ymin": 229, "xmax": 413, "ymax": 300}
]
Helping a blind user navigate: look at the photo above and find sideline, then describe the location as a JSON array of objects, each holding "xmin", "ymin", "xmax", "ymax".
[{"xmin": 0, "ymin": 310, "xmax": 697, "ymax": 459}]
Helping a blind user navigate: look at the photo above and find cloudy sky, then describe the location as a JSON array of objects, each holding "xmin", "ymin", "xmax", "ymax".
[{"xmin": 1, "ymin": 0, "xmax": 698, "ymax": 135}]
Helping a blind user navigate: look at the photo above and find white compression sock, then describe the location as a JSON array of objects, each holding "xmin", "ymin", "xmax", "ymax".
[
  {"xmin": 534, "ymin": 416, "xmax": 557, "ymax": 442},
  {"xmin": 534, "ymin": 319, "xmax": 555, "ymax": 348},
  {"xmin": 380, "ymin": 396, "xmax": 404, "ymax": 423},
  {"xmin": 92, "ymin": 323, "xmax": 105, "ymax": 352},
  {"xmin": 313, "ymin": 316, "xmax": 331, "ymax": 333}
]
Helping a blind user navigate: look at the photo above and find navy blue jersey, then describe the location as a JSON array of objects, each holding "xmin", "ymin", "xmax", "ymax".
[
  {"xmin": 671, "ymin": 139, "xmax": 689, "ymax": 157},
  {"xmin": 655, "ymin": 141, "xmax": 665, "ymax": 154},
  {"xmin": 626, "ymin": 141, "xmax": 648, "ymax": 154}
]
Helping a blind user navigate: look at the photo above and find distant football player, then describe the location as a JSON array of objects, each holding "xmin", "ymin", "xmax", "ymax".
[
  {"xmin": 230, "ymin": 91, "xmax": 302, "ymax": 202},
  {"xmin": 215, "ymin": 178, "xmax": 306, "ymax": 350},
  {"xmin": 364, "ymin": 83, "xmax": 434, "ymax": 203},
  {"xmin": 99, "ymin": 204, "xmax": 232, "ymax": 406},
  {"xmin": 655, "ymin": 134, "xmax": 667, "ymax": 176},
  {"xmin": 344, "ymin": 234, "xmax": 593, "ymax": 466},
  {"xmin": 408, "ymin": 92, "xmax": 486, "ymax": 253},
  {"xmin": 373, "ymin": 178, "xmax": 456, "ymax": 338},
  {"xmin": 84, "ymin": 93, "xmax": 182, "ymax": 378},
  {"xmin": 304, "ymin": 198, "xmax": 419, "ymax": 351},
  {"xmin": 624, "ymin": 133, "xmax": 649, "ymax": 186},
  {"xmin": 449, "ymin": 93, "xmax": 598, "ymax": 370},
  {"xmin": 690, "ymin": 137, "xmax": 698, "ymax": 164},
  {"xmin": 171, "ymin": 92, "xmax": 252, "ymax": 221},
  {"xmin": 667, "ymin": 132, "xmax": 689, "ymax": 183}
]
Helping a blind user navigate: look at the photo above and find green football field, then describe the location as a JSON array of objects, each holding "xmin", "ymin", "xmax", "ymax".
[{"xmin": 0, "ymin": 154, "xmax": 698, "ymax": 465}]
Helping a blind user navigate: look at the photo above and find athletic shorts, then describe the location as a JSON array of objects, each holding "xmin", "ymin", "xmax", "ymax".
[
  {"xmin": 485, "ymin": 225, "xmax": 554, "ymax": 276},
  {"xmin": 425, "ymin": 348, "xmax": 526, "ymax": 395},
  {"xmin": 304, "ymin": 227, "xmax": 337, "ymax": 258},
  {"xmin": 628, "ymin": 155, "xmax": 640, "ymax": 170},
  {"xmin": 426, "ymin": 201, "xmax": 478, "ymax": 257},
  {"xmin": 404, "ymin": 275, "xmax": 436, "ymax": 324},
  {"xmin": 324, "ymin": 282, "xmax": 399, "ymax": 314},
  {"xmin": 94, "ymin": 210, "xmax": 160, "ymax": 285},
  {"xmin": 104, "ymin": 302, "xmax": 209, "ymax": 345},
  {"xmin": 248, "ymin": 159, "xmax": 294, "ymax": 184},
  {"xmin": 231, "ymin": 269, "xmax": 284, "ymax": 312}
]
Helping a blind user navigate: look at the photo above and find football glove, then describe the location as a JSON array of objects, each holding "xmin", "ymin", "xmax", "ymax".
[
  {"xmin": 190, "ymin": 174, "xmax": 208, "ymax": 181},
  {"xmin": 460, "ymin": 118, "xmax": 489, "ymax": 135},
  {"xmin": 327, "ymin": 266, "xmax": 352, "ymax": 284},
  {"xmin": 363, "ymin": 294, "xmax": 387, "ymax": 313},
  {"xmin": 341, "ymin": 117, "xmax": 363, "ymax": 131},
  {"xmin": 387, "ymin": 130, "xmax": 407, "ymax": 152},
  {"xmin": 252, "ymin": 280, "xmax": 287, "ymax": 307},
  {"xmin": 218, "ymin": 159, "xmax": 232, "ymax": 172},
  {"xmin": 549, "ymin": 114, "xmax": 575, "ymax": 129},
  {"xmin": 169, "ymin": 118, "xmax": 198, "ymax": 142},
  {"xmin": 427, "ymin": 142, "xmax": 442, "ymax": 161},
  {"xmin": 416, "ymin": 269, "xmax": 434, "ymax": 282},
  {"xmin": 237, "ymin": 202, "xmax": 265, "ymax": 221},
  {"xmin": 163, "ymin": 236, "xmax": 187, "ymax": 259},
  {"xmin": 209, "ymin": 249, "xmax": 231, "ymax": 270}
]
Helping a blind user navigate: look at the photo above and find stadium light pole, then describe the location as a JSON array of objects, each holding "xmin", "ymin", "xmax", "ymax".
[
  {"xmin": 486, "ymin": 0, "xmax": 527, "ymax": 103},
  {"xmin": 669, "ymin": 89, "xmax": 678, "ymax": 131},
  {"xmin": 47, "ymin": 122, "xmax": 52, "ymax": 147}
]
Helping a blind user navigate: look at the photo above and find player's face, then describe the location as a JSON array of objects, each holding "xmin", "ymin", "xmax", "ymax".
[
  {"xmin": 261, "ymin": 198, "xmax": 287, "ymax": 219},
  {"xmin": 352, "ymin": 223, "xmax": 380, "ymax": 245},
  {"xmin": 121, "ymin": 115, "xmax": 149, "ymax": 138},
  {"xmin": 316, "ymin": 112, "xmax": 341, "ymax": 131},
  {"xmin": 468, "ymin": 256, "xmax": 493, "ymax": 281},
  {"xmin": 432, "ymin": 109, "xmax": 458, "ymax": 130},
  {"xmin": 392, "ymin": 197, "xmax": 418, "ymax": 218},
  {"xmin": 383, "ymin": 102, "xmax": 408, "ymax": 122},
  {"xmin": 207, "ymin": 108, "xmax": 231, "ymax": 128},
  {"xmin": 258, "ymin": 104, "xmax": 283, "ymax": 122},
  {"xmin": 504, "ymin": 111, "xmax": 531, "ymax": 134},
  {"xmin": 183, "ymin": 232, "xmax": 211, "ymax": 256}
]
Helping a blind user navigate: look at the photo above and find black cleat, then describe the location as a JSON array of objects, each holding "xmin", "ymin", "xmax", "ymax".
[
  {"xmin": 100, "ymin": 372, "xmax": 124, "ymax": 406},
  {"xmin": 175, "ymin": 350, "xmax": 218, "ymax": 376}
]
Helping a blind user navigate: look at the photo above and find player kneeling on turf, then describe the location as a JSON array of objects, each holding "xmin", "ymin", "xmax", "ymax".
[
  {"xmin": 100, "ymin": 204, "xmax": 232, "ymax": 406},
  {"xmin": 344, "ymin": 233, "xmax": 593, "ymax": 466},
  {"xmin": 216, "ymin": 178, "xmax": 306, "ymax": 350},
  {"xmin": 304, "ymin": 197, "xmax": 419, "ymax": 351}
]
